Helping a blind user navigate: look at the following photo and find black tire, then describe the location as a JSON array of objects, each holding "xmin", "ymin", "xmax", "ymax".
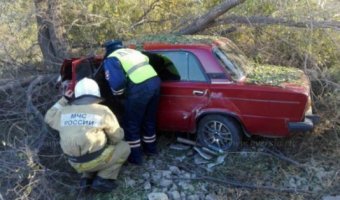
[{"xmin": 197, "ymin": 115, "xmax": 241, "ymax": 152}]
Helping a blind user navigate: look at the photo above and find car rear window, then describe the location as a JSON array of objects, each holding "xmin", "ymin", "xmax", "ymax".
[{"xmin": 213, "ymin": 47, "xmax": 246, "ymax": 81}]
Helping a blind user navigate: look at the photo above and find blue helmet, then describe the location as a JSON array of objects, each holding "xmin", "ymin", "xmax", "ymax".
[{"xmin": 103, "ymin": 40, "xmax": 123, "ymax": 57}]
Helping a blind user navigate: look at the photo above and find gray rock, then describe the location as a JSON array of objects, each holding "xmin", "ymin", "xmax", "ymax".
[
  {"xmin": 148, "ymin": 192, "xmax": 169, "ymax": 200},
  {"xmin": 125, "ymin": 178, "xmax": 136, "ymax": 187},
  {"xmin": 169, "ymin": 191, "xmax": 181, "ymax": 200},
  {"xmin": 188, "ymin": 194, "xmax": 200, "ymax": 200},
  {"xmin": 187, "ymin": 184, "xmax": 195, "ymax": 192},
  {"xmin": 144, "ymin": 181, "xmax": 152, "ymax": 190},
  {"xmin": 162, "ymin": 170, "xmax": 172, "ymax": 179},
  {"xmin": 152, "ymin": 188, "xmax": 160, "ymax": 193},
  {"xmin": 184, "ymin": 173, "xmax": 191, "ymax": 179},
  {"xmin": 178, "ymin": 182, "xmax": 189, "ymax": 190},
  {"xmin": 197, "ymin": 192, "xmax": 206, "ymax": 200},
  {"xmin": 169, "ymin": 166, "xmax": 181, "ymax": 174},
  {"xmin": 169, "ymin": 184, "xmax": 178, "ymax": 191},
  {"xmin": 152, "ymin": 171, "xmax": 162, "ymax": 183},
  {"xmin": 143, "ymin": 172, "xmax": 151, "ymax": 179},
  {"xmin": 155, "ymin": 159, "xmax": 163, "ymax": 166},
  {"xmin": 160, "ymin": 179, "xmax": 173, "ymax": 188},
  {"xmin": 322, "ymin": 195, "xmax": 340, "ymax": 200},
  {"xmin": 178, "ymin": 182, "xmax": 195, "ymax": 191},
  {"xmin": 147, "ymin": 160, "xmax": 156, "ymax": 169},
  {"xmin": 205, "ymin": 194, "xmax": 217, "ymax": 200},
  {"xmin": 180, "ymin": 192, "xmax": 186, "ymax": 200}
]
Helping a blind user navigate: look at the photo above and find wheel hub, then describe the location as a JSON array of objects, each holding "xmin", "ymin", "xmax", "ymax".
[{"xmin": 204, "ymin": 121, "xmax": 232, "ymax": 149}]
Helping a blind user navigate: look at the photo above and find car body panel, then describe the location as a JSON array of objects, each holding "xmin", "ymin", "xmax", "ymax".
[{"xmin": 157, "ymin": 81, "xmax": 210, "ymax": 132}]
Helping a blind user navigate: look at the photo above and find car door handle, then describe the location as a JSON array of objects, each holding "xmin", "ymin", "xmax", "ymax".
[{"xmin": 193, "ymin": 90, "xmax": 207, "ymax": 96}]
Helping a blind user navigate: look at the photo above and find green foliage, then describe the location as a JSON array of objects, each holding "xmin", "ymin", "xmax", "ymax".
[
  {"xmin": 230, "ymin": 26, "xmax": 339, "ymax": 72},
  {"xmin": 246, "ymin": 64, "xmax": 305, "ymax": 86},
  {"xmin": 231, "ymin": 0, "xmax": 276, "ymax": 16},
  {"xmin": 0, "ymin": 0, "xmax": 40, "ymax": 71},
  {"xmin": 128, "ymin": 34, "xmax": 219, "ymax": 45},
  {"xmin": 329, "ymin": 64, "xmax": 340, "ymax": 81},
  {"xmin": 61, "ymin": 0, "xmax": 209, "ymax": 49}
]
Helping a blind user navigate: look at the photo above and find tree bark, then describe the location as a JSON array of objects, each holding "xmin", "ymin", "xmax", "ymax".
[
  {"xmin": 34, "ymin": 0, "xmax": 69, "ymax": 69},
  {"xmin": 177, "ymin": 0, "xmax": 246, "ymax": 35}
]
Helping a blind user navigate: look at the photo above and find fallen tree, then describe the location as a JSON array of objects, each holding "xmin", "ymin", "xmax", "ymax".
[{"xmin": 213, "ymin": 15, "xmax": 340, "ymax": 30}]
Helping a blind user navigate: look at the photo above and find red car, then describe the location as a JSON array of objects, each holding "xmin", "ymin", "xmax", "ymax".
[{"xmin": 58, "ymin": 35, "xmax": 319, "ymax": 152}]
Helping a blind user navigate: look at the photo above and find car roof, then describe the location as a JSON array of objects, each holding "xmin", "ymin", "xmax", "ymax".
[{"xmin": 126, "ymin": 34, "xmax": 227, "ymax": 51}]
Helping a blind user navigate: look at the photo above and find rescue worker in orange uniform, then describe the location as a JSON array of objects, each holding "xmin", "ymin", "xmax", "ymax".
[{"xmin": 45, "ymin": 77, "xmax": 130, "ymax": 192}]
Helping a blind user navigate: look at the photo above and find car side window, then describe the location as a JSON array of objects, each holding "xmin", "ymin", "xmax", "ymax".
[
  {"xmin": 159, "ymin": 51, "xmax": 206, "ymax": 82},
  {"xmin": 188, "ymin": 54, "xmax": 206, "ymax": 81},
  {"xmin": 160, "ymin": 52, "xmax": 188, "ymax": 80}
]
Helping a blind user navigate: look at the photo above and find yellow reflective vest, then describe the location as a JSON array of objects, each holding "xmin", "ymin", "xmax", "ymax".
[{"xmin": 108, "ymin": 48, "xmax": 157, "ymax": 84}]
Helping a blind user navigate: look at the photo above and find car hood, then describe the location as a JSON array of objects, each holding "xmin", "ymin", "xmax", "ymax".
[{"xmin": 244, "ymin": 64, "xmax": 310, "ymax": 94}]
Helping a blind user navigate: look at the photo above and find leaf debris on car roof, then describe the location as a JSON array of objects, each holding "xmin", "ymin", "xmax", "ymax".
[{"xmin": 246, "ymin": 64, "xmax": 305, "ymax": 87}]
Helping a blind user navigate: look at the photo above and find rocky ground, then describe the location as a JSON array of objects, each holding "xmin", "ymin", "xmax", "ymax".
[{"xmin": 74, "ymin": 132, "xmax": 339, "ymax": 200}]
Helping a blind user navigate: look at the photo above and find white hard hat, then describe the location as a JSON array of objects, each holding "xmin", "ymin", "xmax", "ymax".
[{"xmin": 74, "ymin": 78, "xmax": 101, "ymax": 98}]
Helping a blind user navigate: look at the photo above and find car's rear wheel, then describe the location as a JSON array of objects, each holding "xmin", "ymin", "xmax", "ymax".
[{"xmin": 197, "ymin": 115, "xmax": 241, "ymax": 152}]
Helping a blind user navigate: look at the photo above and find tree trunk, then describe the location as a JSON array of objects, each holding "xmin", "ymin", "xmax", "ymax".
[
  {"xmin": 177, "ymin": 0, "xmax": 246, "ymax": 35},
  {"xmin": 34, "ymin": 0, "xmax": 69, "ymax": 69}
]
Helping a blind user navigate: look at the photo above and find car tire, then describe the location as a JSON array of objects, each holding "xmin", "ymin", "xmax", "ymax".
[{"xmin": 197, "ymin": 115, "xmax": 241, "ymax": 152}]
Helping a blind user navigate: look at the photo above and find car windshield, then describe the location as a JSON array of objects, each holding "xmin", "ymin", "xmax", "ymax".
[{"xmin": 213, "ymin": 42, "xmax": 249, "ymax": 81}]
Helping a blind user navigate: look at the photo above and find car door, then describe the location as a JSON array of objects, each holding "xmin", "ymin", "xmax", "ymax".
[{"xmin": 156, "ymin": 51, "xmax": 210, "ymax": 132}]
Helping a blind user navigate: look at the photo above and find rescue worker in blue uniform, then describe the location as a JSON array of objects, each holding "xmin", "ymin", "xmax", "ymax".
[{"xmin": 103, "ymin": 40, "xmax": 161, "ymax": 165}]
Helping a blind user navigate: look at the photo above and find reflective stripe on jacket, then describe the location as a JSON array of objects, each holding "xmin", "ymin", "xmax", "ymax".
[
  {"xmin": 44, "ymin": 97, "xmax": 124, "ymax": 157},
  {"xmin": 108, "ymin": 48, "xmax": 157, "ymax": 84}
]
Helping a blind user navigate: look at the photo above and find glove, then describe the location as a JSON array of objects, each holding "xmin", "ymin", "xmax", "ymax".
[{"xmin": 64, "ymin": 89, "xmax": 74, "ymax": 101}]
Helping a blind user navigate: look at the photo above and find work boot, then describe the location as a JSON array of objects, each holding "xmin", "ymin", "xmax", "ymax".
[
  {"xmin": 128, "ymin": 155, "xmax": 143, "ymax": 165},
  {"xmin": 144, "ymin": 142, "xmax": 158, "ymax": 156},
  {"xmin": 144, "ymin": 148, "xmax": 158, "ymax": 156},
  {"xmin": 79, "ymin": 178, "xmax": 93, "ymax": 191},
  {"xmin": 91, "ymin": 176, "xmax": 117, "ymax": 192},
  {"xmin": 128, "ymin": 148, "xmax": 143, "ymax": 165}
]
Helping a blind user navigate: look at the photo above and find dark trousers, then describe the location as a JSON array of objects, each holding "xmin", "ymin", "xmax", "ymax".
[{"xmin": 123, "ymin": 77, "xmax": 161, "ymax": 164}]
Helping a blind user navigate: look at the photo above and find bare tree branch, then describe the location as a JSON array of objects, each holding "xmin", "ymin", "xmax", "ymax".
[
  {"xmin": 177, "ymin": 0, "xmax": 246, "ymax": 35},
  {"xmin": 171, "ymin": 176, "xmax": 313, "ymax": 194},
  {"xmin": 177, "ymin": 162, "xmax": 314, "ymax": 194},
  {"xmin": 26, "ymin": 75, "xmax": 57, "ymax": 150},
  {"xmin": 213, "ymin": 15, "xmax": 340, "ymax": 30},
  {"xmin": 131, "ymin": 0, "xmax": 161, "ymax": 29},
  {"xmin": 0, "ymin": 77, "xmax": 36, "ymax": 92}
]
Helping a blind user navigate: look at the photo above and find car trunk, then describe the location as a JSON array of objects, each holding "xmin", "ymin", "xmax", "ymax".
[
  {"xmin": 245, "ymin": 64, "xmax": 310, "ymax": 95},
  {"xmin": 59, "ymin": 52, "xmax": 176, "ymax": 123}
]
